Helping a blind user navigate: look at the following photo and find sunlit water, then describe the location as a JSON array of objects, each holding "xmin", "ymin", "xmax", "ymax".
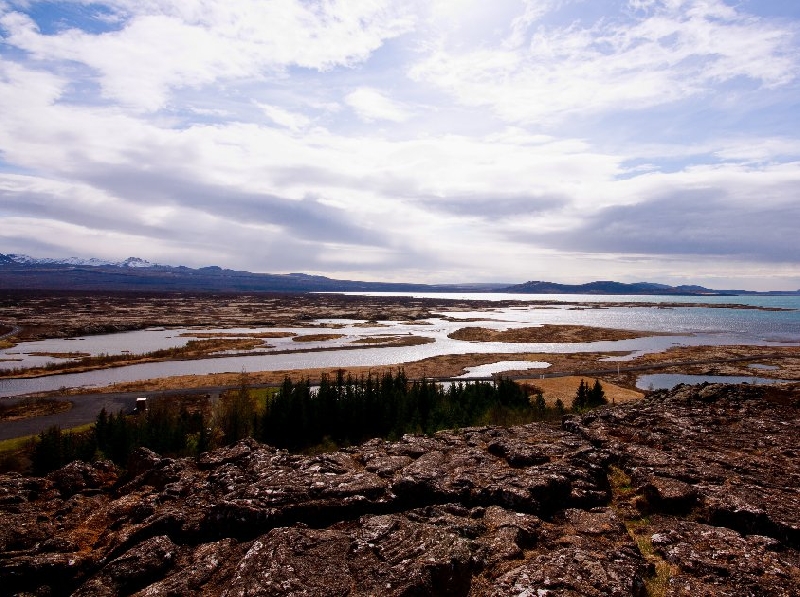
[{"xmin": 1, "ymin": 293, "xmax": 797, "ymax": 397}]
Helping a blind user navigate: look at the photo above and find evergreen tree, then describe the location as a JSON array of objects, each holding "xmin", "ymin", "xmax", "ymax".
[
  {"xmin": 573, "ymin": 379, "xmax": 589, "ymax": 411},
  {"xmin": 533, "ymin": 392, "xmax": 546, "ymax": 416},
  {"xmin": 217, "ymin": 372, "xmax": 255, "ymax": 445},
  {"xmin": 32, "ymin": 426, "xmax": 64, "ymax": 475},
  {"xmin": 95, "ymin": 408, "xmax": 110, "ymax": 457},
  {"xmin": 589, "ymin": 379, "xmax": 607, "ymax": 406}
]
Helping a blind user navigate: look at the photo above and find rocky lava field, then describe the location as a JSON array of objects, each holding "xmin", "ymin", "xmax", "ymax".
[{"xmin": 1, "ymin": 382, "xmax": 798, "ymax": 596}]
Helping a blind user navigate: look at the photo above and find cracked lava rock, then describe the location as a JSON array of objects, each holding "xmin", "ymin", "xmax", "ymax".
[{"xmin": 1, "ymin": 382, "xmax": 798, "ymax": 596}]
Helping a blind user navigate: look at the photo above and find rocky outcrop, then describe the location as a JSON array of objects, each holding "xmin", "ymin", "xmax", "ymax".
[{"xmin": 1, "ymin": 383, "xmax": 798, "ymax": 595}]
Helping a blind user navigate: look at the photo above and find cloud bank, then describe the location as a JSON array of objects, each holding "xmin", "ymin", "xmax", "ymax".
[{"xmin": 0, "ymin": 0, "xmax": 798, "ymax": 290}]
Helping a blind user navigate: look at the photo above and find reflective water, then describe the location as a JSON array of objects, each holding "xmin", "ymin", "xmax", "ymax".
[
  {"xmin": 636, "ymin": 374, "xmax": 795, "ymax": 390},
  {"xmin": 456, "ymin": 361, "xmax": 551, "ymax": 378},
  {"xmin": 1, "ymin": 293, "xmax": 797, "ymax": 397}
]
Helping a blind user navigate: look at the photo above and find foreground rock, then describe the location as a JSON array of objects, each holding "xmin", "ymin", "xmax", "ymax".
[{"xmin": 1, "ymin": 383, "xmax": 798, "ymax": 595}]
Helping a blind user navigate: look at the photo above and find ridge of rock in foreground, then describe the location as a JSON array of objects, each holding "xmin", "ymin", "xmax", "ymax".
[{"xmin": 1, "ymin": 383, "xmax": 798, "ymax": 596}]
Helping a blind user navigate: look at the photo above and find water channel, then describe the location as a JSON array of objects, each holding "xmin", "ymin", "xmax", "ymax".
[{"xmin": 1, "ymin": 294, "xmax": 798, "ymax": 398}]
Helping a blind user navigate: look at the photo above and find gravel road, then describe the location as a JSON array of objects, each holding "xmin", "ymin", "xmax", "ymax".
[{"xmin": 0, "ymin": 387, "xmax": 223, "ymax": 441}]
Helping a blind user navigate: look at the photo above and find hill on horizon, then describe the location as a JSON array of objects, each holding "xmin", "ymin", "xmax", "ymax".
[{"xmin": 1, "ymin": 253, "xmax": 797, "ymax": 295}]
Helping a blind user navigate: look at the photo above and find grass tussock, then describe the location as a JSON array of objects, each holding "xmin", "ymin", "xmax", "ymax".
[
  {"xmin": 622, "ymin": 517, "xmax": 675, "ymax": 597},
  {"xmin": 645, "ymin": 562, "xmax": 673, "ymax": 597},
  {"xmin": 608, "ymin": 465, "xmax": 635, "ymax": 495},
  {"xmin": 608, "ymin": 470, "xmax": 676, "ymax": 597}
]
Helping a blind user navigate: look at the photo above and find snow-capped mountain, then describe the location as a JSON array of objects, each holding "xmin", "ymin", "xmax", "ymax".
[
  {"xmin": 2, "ymin": 254, "xmax": 162, "ymax": 268},
  {"xmin": 118, "ymin": 257, "xmax": 159, "ymax": 268}
]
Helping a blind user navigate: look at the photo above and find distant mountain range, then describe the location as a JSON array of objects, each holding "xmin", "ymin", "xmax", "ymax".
[
  {"xmin": 1, "ymin": 254, "xmax": 157, "ymax": 269},
  {"xmin": 1, "ymin": 253, "xmax": 798, "ymax": 296}
]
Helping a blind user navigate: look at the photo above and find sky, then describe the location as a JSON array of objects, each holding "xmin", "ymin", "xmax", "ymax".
[{"xmin": 1, "ymin": 0, "xmax": 799, "ymax": 290}]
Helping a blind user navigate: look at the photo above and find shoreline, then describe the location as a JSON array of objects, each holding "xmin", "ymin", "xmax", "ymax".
[
  {"xmin": 0, "ymin": 292, "xmax": 797, "ymax": 405},
  {"xmin": 0, "ymin": 291, "xmax": 793, "ymax": 345},
  {"xmin": 13, "ymin": 343, "xmax": 798, "ymax": 398}
]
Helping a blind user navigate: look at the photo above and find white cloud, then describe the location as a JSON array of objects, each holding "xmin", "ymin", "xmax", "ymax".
[
  {"xmin": 410, "ymin": 0, "xmax": 797, "ymax": 125},
  {"xmin": 0, "ymin": 215, "xmax": 227, "ymax": 266},
  {"xmin": 0, "ymin": 0, "xmax": 416, "ymax": 111},
  {"xmin": 344, "ymin": 87, "xmax": 412, "ymax": 123},
  {"xmin": 258, "ymin": 103, "xmax": 310, "ymax": 131},
  {"xmin": 0, "ymin": 1, "xmax": 798, "ymax": 289},
  {"xmin": 712, "ymin": 138, "xmax": 800, "ymax": 163}
]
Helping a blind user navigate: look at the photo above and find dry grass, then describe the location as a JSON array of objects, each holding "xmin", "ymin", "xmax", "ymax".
[
  {"xmin": 625, "ymin": 518, "xmax": 675, "ymax": 597},
  {"xmin": 292, "ymin": 334, "xmax": 346, "ymax": 343},
  {"xmin": 448, "ymin": 324, "xmax": 660, "ymax": 343},
  {"xmin": 607, "ymin": 465, "xmax": 675, "ymax": 597},
  {"xmin": 607, "ymin": 465, "xmax": 635, "ymax": 495},
  {"xmin": 180, "ymin": 331, "xmax": 296, "ymax": 339},
  {"xmin": 0, "ymin": 337, "xmax": 269, "ymax": 378},
  {"xmin": 29, "ymin": 351, "xmax": 91, "ymax": 358},
  {"xmin": 95, "ymin": 368, "xmax": 396, "ymax": 393},
  {"xmin": 519, "ymin": 375, "xmax": 644, "ymax": 408},
  {"xmin": 81, "ymin": 355, "xmax": 643, "ymax": 398},
  {"xmin": 645, "ymin": 562, "xmax": 673, "ymax": 597},
  {"xmin": 351, "ymin": 335, "xmax": 435, "ymax": 347},
  {"xmin": 0, "ymin": 434, "xmax": 33, "ymax": 453},
  {"xmin": 352, "ymin": 334, "xmax": 408, "ymax": 344},
  {"xmin": 0, "ymin": 397, "xmax": 72, "ymax": 421}
]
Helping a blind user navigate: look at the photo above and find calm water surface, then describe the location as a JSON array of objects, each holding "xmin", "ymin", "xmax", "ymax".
[
  {"xmin": 1, "ymin": 293, "xmax": 797, "ymax": 398},
  {"xmin": 636, "ymin": 374, "xmax": 795, "ymax": 390}
]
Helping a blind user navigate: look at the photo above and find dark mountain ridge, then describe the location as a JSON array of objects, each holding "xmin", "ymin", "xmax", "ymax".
[{"xmin": 1, "ymin": 253, "xmax": 798, "ymax": 295}]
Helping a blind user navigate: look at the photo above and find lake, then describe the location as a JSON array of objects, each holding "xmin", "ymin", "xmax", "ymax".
[
  {"xmin": 1, "ymin": 293, "xmax": 797, "ymax": 398},
  {"xmin": 636, "ymin": 374, "xmax": 795, "ymax": 390}
]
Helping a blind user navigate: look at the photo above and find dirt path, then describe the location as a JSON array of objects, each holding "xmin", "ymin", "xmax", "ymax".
[{"xmin": 0, "ymin": 387, "xmax": 224, "ymax": 441}]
